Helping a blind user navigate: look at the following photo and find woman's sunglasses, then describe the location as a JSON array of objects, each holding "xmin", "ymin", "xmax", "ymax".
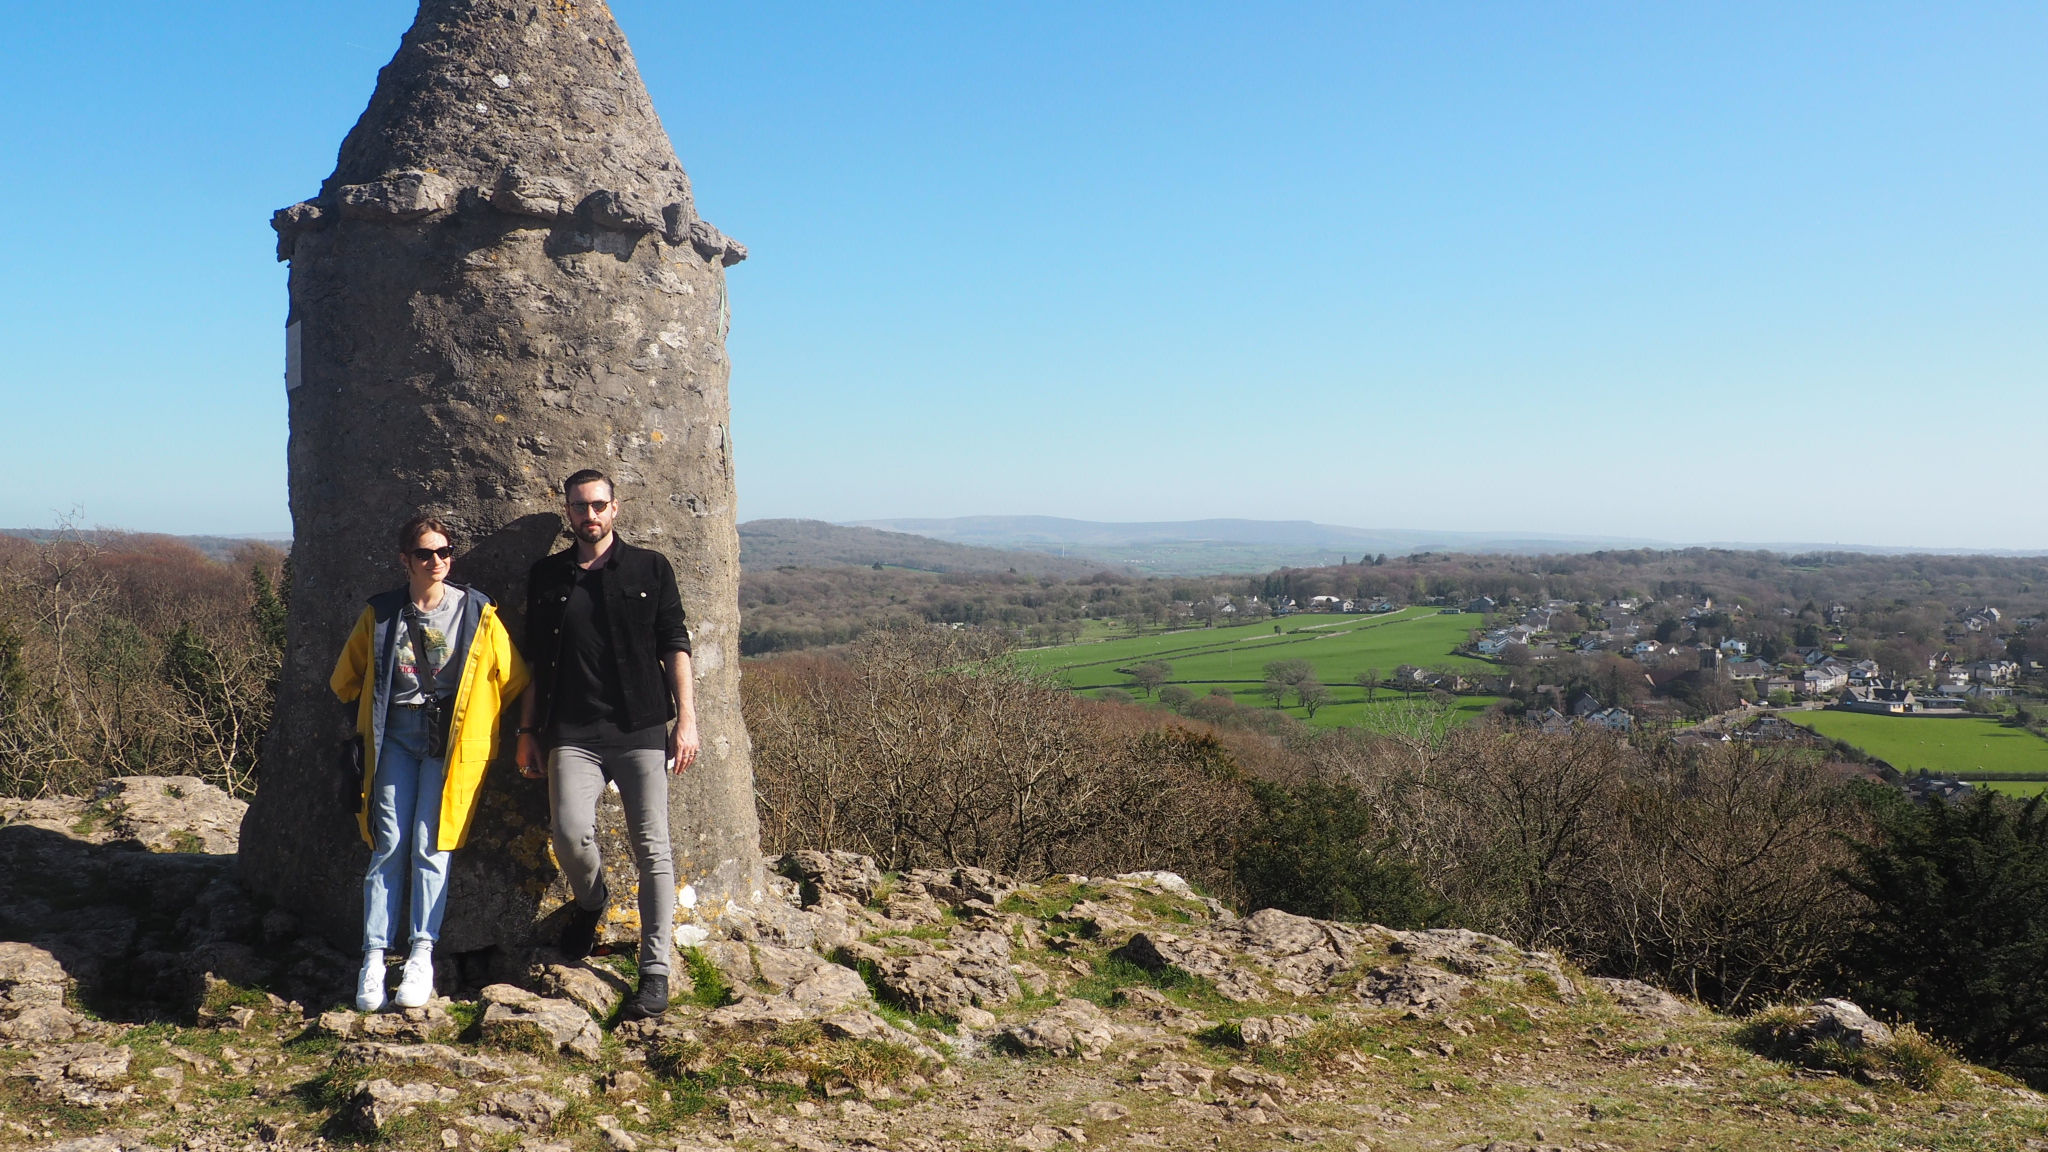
[{"xmin": 408, "ymin": 546, "xmax": 454, "ymax": 562}]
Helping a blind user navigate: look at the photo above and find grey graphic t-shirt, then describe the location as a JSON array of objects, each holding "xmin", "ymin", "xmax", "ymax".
[{"xmin": 392, "ymin": 587, "xmax": 464, "ymax": 705}]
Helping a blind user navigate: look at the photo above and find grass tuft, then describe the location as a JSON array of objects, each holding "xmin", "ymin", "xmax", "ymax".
[
  {"xmin": 1736, "ymin": 1007, "xmax": 1957, "ymax": 1092},
  {"xmin": 678, "ymin": 946, "xmax": 731, "ymax": 1008}
]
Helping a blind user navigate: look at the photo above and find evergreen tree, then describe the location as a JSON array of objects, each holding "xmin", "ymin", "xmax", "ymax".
[
  {"xmin": 1843, "ymin": 790, "xmax": 2048, "ymax": 1086},
  {"xmin": 1235, "ymin": 779, "xmax": 1442, "ymax": 927}
]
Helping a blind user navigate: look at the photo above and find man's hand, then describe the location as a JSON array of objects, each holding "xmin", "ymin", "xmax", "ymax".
[
  {"xmin": 516, "ymin": 733, "xmax": 545, "ymax": 779},
  {"xmin": 669, "ymin": 717, "xmax": 700, "ymax": 775}
]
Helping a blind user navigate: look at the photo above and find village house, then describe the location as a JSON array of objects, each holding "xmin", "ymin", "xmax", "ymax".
[
  {"xmin": 1466, "ymin": 596, "xmax": 1497, "ymax": 614},
  {"xmin": 1801, "ymin": 666, "xmax": 1848, "ymax": 696},
  {"xmin": 1965, "ymin": 659, "xmax": 2020, "ymax": 684},
  {"xmin": 1932, "ymin": 666, "xmax": 1974, "ymax": 695},
  {"xmin": 1583, "ymin": 706, "xmax": 1635, "ymax": 732},
  {"xmin": 1841, "ymin": 683, "xmax": 1916, "ymax": 714},
  {"xmin": 1960, "ymin": 607, "xmax": 2003, "ymax": 633},
  {"xmin": 1724, "ymin": 658, "xmax": 1771, "ymax": 682}
]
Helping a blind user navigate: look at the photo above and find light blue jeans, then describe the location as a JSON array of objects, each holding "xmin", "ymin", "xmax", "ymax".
[{"xmin": 362, "ymin": 705, "xmax": 451, "ymax": 952}]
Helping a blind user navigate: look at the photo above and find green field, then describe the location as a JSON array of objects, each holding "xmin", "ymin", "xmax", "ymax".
[
  {"xmin": 1785, "ymin": 712, "xmax": 2048, "ymax": 787},
  {"xmin": 1980, "ymin": 780, "xmax": 2048, "ymax": 797},
  {"xmin": 1019, "ymin": 608, "xmax": 1497, "ymax": 729}
]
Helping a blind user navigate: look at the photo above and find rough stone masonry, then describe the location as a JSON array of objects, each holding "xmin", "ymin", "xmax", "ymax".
[{"xmin": 242, "ymin": 0, "xmax": 763, "ymax": 963}]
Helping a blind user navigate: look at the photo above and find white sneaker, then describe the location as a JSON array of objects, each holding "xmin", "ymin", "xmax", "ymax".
[
  {"xmin": 394, "ymin": 947, "xmax": 435, "ymax": 1009},
  {"xmin": 355, "ymin": 951, "xmax": 387, "ymax": 1013}
]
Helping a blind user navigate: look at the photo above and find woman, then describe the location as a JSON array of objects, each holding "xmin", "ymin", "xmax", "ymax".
[{"xmin": 330, "ymin": 514, "xmax": 529, "ymax": 1011}]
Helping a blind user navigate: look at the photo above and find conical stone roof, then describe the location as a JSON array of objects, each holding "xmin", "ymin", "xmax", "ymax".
[{"xmin": 281, "ymin": 0, "xmax": 740, "ymax": 262}]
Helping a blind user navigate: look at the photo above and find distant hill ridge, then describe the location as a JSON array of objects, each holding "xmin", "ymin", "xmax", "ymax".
[
  {"xmin": 736, "ymin": 519, "xmax": 1123, "ymax": 578},
  {"xmin": 0, "ymin": 528, "xmax": 290, "ymax": 564},
  {"xmin": 847, "ymin": 515, "xmax": 2048, "ymax": 576}
]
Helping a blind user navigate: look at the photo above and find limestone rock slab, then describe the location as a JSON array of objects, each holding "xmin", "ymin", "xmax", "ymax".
[
  {"xmin": 0, "ymin": 942, "xmax": 78, "ymax": 1041},
  {"xmin": 348, "ymin": 1078, "xmax": 458, "ymax": 1132},
  {"xmin": 480, "ymin": 984, "xmax": 602, "ymax": 1059}
]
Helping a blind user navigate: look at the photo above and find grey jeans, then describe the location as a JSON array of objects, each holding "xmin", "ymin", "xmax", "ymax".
[{"xmin": 547, "ymin": 745, "xmax": 673, "ymax": 977}]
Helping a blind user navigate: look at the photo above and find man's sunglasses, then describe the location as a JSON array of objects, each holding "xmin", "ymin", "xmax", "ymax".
[
  {"xmin": 408, "ymin": 546, "xmax": 454, "ymax": 562},
  {"xmin": 568, "ymin": 500, "xmax": 612, "ymax": 515}
]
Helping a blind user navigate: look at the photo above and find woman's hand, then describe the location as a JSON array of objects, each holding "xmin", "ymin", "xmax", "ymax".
[{"xmin": 516, "ymin": 732, "xmax": 544, "ymax": 779}]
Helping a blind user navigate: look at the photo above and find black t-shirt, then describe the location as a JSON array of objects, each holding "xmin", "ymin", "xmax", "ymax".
[{"xmin": 548, "ymin": 565, "xmax": 667, "ymax": 750}]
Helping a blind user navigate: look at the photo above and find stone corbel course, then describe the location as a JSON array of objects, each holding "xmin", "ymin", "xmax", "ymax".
[{"xmin": 271, "ymin": 167, "xmax": 746, "ymax": 267}]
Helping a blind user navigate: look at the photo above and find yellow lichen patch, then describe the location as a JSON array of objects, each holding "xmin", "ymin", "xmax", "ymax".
[
  {"xmin": 649, "ymin": 430, "xmax": 664, "ymax": 442},
  {"xmin": 509, "ymin": 826, "xmax": 552, "ymax": 869},
  {"xmin": 494, "ymin": 413, "xmax": 508, "ymax": 423}
]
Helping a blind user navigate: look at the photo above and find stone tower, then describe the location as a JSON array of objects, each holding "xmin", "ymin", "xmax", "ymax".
[{"xmin": 241, "ymin": 0, "xmax": 762, "ymax": 960}]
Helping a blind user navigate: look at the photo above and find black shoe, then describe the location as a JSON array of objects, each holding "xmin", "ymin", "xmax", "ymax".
[
  {"xmin": 620, "ymin": 974, "xmax": 670, "ymax": 1021},
  {"xmin": 557, "ymin": 887, "xmax": 606, "ymax": 960}
]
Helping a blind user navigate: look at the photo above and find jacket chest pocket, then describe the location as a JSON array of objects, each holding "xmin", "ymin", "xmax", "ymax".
[{"xmin": 616, "ymin": 584, "xmax": 657, "ymax": 625}]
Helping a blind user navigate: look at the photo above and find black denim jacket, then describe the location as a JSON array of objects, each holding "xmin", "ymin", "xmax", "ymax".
[{"xmin": 524, "ymin": 540, "xmax": 691, "ymax": 733}]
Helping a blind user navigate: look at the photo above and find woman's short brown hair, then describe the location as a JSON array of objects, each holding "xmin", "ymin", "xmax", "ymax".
[{"xmin": 398, "ymin": 513, "xmax": 454, "ymax": 552}]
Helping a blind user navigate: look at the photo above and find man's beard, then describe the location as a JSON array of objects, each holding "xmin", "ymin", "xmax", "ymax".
[{"xmin": 574, "ymin": 522, "xmax": 608, "ymax": 543}]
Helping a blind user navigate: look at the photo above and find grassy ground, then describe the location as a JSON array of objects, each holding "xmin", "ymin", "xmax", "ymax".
[
  {"xmin": 1784, "ymin": 712, "xmax": 2048, "ymax": 780},
  {"xmin": 1021, "ymin": 610, "xmax": 1497, "ymax": 728},
  {"xmin": 13, "ymin": 875, "xmax": 2048, "ymax": 1152}
]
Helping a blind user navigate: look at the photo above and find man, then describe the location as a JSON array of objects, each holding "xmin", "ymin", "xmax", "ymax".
[{"xmin": 515, "ymin": 468, "xmax": 699, "ymax": 1020}]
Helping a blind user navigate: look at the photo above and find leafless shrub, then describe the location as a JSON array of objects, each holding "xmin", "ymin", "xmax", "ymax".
[
  {"xmin": 745, "ymin": 627, "xmax": 1253, "ymax": 890},
  {"xmin": 1595, "ymin": 742, "xmax": 1865, "ymax": 1007},
  {"xmin": 0, "ymin": 524, "xmax": 284, "ymax": 798},
  {"xmin": 1296, "ymin": 720, "xmax": 1866, "ymax": 1009}
]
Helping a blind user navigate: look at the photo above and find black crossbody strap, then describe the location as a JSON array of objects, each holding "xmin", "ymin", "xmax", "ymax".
[
  {"xmin": 405, "ymin": 610, "xmax": 441, "ymax": 691},
  {"xmin": 405, "ymin": 606, "xmax": 451, "ymax": 758}
]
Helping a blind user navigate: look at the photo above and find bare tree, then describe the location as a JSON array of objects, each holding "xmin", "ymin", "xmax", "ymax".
[
  {"xmin": 1263, "ymin": 658, "xmax": 1314, "ymax": 687},
  {"xmin": 1297, "ymin": 679, "xmax": 1332, "ymax": 718},
  {"xmin": 1130, "ymin": 661, "xmax": 1172, "ymax": 697}
]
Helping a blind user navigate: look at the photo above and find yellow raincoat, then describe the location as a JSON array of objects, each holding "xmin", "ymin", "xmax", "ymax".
[{"xmin": 330, "ymin": 585, "xmax": 530, "ymax": 851}]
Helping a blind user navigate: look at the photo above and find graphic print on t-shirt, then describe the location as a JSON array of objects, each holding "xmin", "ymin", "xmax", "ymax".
[
  {"xmin": 396, "ymin": 623, "xmax": 451, "ymax": 684},
  {"xmin": 393, "ymin": 588, "xmax": 464, "ymax": 703}
]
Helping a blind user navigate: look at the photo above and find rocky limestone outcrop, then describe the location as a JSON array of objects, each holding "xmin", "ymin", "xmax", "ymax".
[
  {"xmin": 1591, "ymin": 976, "xmax": 1694, "ymax": 1021},
  {"xmin": 2, "ymin": 800, "xmax": 1730, "ymax": 1150},
  {"xmin": 7, "ymin": 1042, "xmax": 136, "ymax": 1107},
  {"xmin": 1000, "ymin": 998, "xmax": 1130, "ymax": 1059},
  {"xmin": 0, "ymin": 778, "xmax": 355, "ymax": 1020},
  {"xmin": 94, "ymin": 777, "xmax": 247, "ymax": 855},
  {"xmin": 842, "ymin": 930, "xmax": 1021, "ymax": 1015},
  {"xmin": 345, "ymin": 1078, "xmax": 459, "ymax": 1132},
  {"xmin": 479, "ymin": 983, "xmax": 603, "ymax": 1060},
  {"xmin": 0, "ymin": 942, "xmax": 81, "ymax": 1041},
  {"xmin": 1787, "ymin": 997, "xmax": 1896, "ymax": 1051},
  {"xmin": 332, "ymin": 1041, "xmax": 539, "ymax": 1081}
]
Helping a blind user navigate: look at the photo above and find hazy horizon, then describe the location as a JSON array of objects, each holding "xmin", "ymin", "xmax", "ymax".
[{"xmin": 11, "ymin": 514, "xmax": 2044, "ymax": 561}]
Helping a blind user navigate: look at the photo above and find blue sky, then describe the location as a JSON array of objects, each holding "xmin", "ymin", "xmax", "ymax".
[{"xmin": 1, "ymin": 2, "xmax": 2042, "ymax": 548}]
